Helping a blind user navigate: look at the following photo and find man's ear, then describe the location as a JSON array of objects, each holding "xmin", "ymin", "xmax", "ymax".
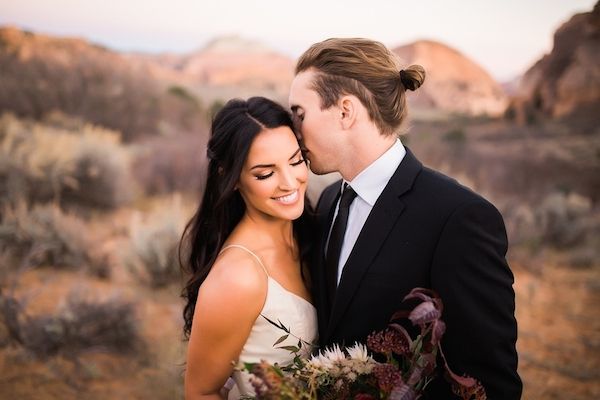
[{"xmin": 339, "ymin": 95, "xmax": 357, "ymax": 130}]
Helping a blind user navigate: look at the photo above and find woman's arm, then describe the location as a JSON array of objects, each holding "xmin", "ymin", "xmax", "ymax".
[{"xmin": 184, "ymin": 254, "xmax": 267, "ymax": 399}]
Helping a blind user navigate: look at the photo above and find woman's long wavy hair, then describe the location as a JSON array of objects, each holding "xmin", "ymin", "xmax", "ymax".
[{"xmin": 180, "ymin": 96, "xmax": 314, "ymax": 339}]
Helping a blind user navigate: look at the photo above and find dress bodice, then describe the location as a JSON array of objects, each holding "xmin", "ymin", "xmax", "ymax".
[{"xmin": 219, "ymin": 245, "xmax": 318, "ymax": 399}]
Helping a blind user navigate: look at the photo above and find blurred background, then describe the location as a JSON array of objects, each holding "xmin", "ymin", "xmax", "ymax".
[{"xmin": 0, "ymin": 0, "xmax": 598, "ymax": 399}]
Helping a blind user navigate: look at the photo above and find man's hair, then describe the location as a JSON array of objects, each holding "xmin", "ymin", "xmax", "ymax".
[{"xmin": 296, "ymin": 38, "xmax": 425, "ymax": 136}]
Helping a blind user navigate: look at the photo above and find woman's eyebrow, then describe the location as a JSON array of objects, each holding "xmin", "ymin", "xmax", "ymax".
[
  {"xmin": 250, "ymin": 148, "xmax": 302, "ymax": 170},
  {"xmin": 288, "ymin": 148, "xmax": 301, "ymax": 160}
]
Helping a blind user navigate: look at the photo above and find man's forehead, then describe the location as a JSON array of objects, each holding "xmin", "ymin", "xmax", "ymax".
[{"xmin": 289, "ymin": 71, "xmax": 315, "ymax": 106}]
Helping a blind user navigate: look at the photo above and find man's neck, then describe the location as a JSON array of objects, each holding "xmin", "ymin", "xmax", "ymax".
[{"xmin": 339, "ymin": 134, "xmax": 398, "ymax": 182}]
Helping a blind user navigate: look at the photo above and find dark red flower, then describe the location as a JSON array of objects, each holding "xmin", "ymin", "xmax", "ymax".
[
  {"xmin": 354, "ymin": 394, "xmax": 377, "ymax": 400},
  {"xmin": 367, "ymin": 326, "xmax": 411, "ymax": 356},
  {"xmin": 373, "ymin": 364, "xmax": 403, "ymax": 394}
]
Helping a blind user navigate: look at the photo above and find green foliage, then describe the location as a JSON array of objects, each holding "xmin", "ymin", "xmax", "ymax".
[
  {"xmin": 167, "ymin": 85, "xmax": 201, "ymax": 109},
  {"xmin": 208, "ymin": 99, "xmax": 225, "ymax": 120},
  {"xmin": 0, "ymin": 112, "xmax": 133, "ymax": 209},
  {"xmin": 442, "ymin": 128, "xmax": 466, "ymax": 143}
]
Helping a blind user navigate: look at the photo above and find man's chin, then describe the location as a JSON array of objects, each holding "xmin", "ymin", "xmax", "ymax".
[{"xmin": 308, "ymin": 165, "xmax": 330, "ymax": 175}]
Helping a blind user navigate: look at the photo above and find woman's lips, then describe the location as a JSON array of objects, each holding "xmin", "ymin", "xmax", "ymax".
[{"xmin": 272, "ymin": 190, "xmax": 299, "ymax": 205}]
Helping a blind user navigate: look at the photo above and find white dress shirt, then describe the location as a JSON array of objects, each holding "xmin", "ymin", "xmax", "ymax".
[{"xmin": 327, "ymin": 139, "xmax": 406, "ymax": 285}]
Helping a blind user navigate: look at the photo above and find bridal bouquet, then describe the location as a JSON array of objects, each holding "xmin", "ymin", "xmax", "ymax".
[{"xmin": 239, "ymin": 288, "xmax": 486, "ymax": 400}]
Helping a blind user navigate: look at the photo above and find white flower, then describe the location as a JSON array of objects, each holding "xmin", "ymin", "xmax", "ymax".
[
  {"xmin": 346, "ymin": 342, "xmax": 372, "ymax": 362},
  {"xmin": 307, "ymin": 351, "xmax": 335, "ymax": 371},
  {"xmin": 322, "ymin": 344, "xmax": 346, "ymax": 363}
]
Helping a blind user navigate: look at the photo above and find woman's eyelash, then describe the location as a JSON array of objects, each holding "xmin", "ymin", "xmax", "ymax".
[
  {"xmin": 256, "ymin": 172, "xmax": 274, "ymax": 180},
  {"xmin": 255, "ymin": 159, "xmax": 304, "ymax": 180}
]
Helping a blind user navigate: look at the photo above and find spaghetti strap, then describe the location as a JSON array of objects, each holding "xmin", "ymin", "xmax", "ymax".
[{"xmin": 219, "ymin": 244, "xmax": 269, "ymax": 277}]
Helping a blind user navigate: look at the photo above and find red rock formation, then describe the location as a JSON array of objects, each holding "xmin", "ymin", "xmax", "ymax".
[
  {"xmin": 513, "ymin": 2, "xmax": 600, "ymax": 130},
  {"xmin": 393, "ymin": 40, "xmax": 508, "ymax": 116},
  {"xmin": 178, "ymin": 36, "xmax": 294, "ymax": 93}
]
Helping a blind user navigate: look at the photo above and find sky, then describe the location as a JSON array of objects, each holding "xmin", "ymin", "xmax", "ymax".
[{"xmin": 0, "ymin": 0, "xmax": 596, "ymax": 81}]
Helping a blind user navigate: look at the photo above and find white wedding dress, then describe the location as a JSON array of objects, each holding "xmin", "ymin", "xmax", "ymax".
[{"xmin": 219, "ymin": 245, "xmax": 318, "ymax": 400}]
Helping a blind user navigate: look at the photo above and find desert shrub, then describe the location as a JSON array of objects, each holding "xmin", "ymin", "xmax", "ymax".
[
  {"xmin": 0, "ymin": 112, "xmax": 133, "ymax": 209},
  {"xmin": 125, "ymin": 195, "xmax": 186, "ymax": 287},
  {"xmin": 168, "ymin": 85, "xmax": 201, "ymax": 109},
  {"xmin": 208, "ymin": 99, "xmax": 225, "ymax": 120},
  {"xmin": 535, "ymin": 192, "xmax": 592, "ymax": 248},
  {"xmin": 442, "ymin": 128, "xmax": 466, "ymax": 143},
  {"xmin": 504, "ymin": 191, "xmax": 597, "ymax": 254},
  {"xmin": 0, "ymin": 202, "xmax": 109, "ymax": 277},
  {"xmin": 131, "ymin": 132, "xmax": 206, "ymax": 195},
  {"xmin": 0, "ymin": 289, "xmax": 143, "ymax": 358},
  {"xmin": 567, "ymin": 247, "xmax": 597, "ymax": 269}
]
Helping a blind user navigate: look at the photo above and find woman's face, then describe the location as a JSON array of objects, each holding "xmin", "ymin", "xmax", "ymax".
[{"xmin": 237, "ymin": 126, "xmax": 308, "ymax": 221}]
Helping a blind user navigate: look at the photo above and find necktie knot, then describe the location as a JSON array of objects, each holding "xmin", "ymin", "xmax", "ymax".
[{"xmin": 339, "ymin": 184, "xmax": 357, "ymax": 209}]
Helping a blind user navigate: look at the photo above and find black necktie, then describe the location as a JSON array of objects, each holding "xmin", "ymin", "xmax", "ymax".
[{"xmin": 325, "ymin": 183, "xmax": 357, "ymax": 308}]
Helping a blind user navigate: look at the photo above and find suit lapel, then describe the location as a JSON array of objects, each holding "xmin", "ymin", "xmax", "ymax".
[
  {"xmin": 324, "ymin": 149, "xmax": 423, "ymax": 342},
  {"xmin": 314, "ymin": 181, "xmax": 342, "ymax": 339}
]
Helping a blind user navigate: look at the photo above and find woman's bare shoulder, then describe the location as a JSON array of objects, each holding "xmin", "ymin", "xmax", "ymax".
[{"xmin": 199, "ymin": 247, "xmax": 268, "ymax": 307}]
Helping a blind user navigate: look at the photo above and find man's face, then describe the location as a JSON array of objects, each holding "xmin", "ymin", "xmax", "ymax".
[{"xmin": 289, "ymin": 69, "xmax": 342, "ymax": 175}]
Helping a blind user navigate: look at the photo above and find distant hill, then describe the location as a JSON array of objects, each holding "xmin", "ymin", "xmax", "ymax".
[
  {"xmin": 0, "ymin": 27, "xmax": 516, "ymax": 135},
  {"xmin": 510, "ymin": 2, "xmax": 600, "ymax": 132},
  {"xmin": 128, "ymin": 35, "xmax": 295, "ymax": 104},
  {"xmin": 393, "ymin": 40, "xmax": 508, "ymax": 116},
  {"xmin": 0, "ymin": 26, "xmax": 204, "ymax": 141}
]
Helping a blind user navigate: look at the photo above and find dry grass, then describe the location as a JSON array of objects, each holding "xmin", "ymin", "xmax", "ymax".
[
  {"xmin": 0, "ymin": 202, "xmax": 109, "ymax": 278},
  {"xmin": 0, "ymin": 267, "xmax": 185, "ymax": 400},
  {"xmin": 124, "ymin": 194, "xmax": 189, "ymax": 288},
  {"xmin": 0, "ymin": 289, "xmax": 143, "ymax": 359},
  {"xmin": 131, "ymin": 132, "xmax": 207, "ymax": 196},
  {"xmin": 0, "ymin": 112, "xmax": 133, "ymax": 210}
]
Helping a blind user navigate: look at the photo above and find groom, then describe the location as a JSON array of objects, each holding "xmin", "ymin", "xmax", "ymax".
[{"xmin": 289, "ymin": 38, "xmax": 522, "ymax": 399}]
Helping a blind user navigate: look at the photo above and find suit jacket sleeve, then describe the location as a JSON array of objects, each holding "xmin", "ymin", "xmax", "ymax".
[{"xmin": 430, "ymin": 199, "xmax": 522, "ymax": 399}]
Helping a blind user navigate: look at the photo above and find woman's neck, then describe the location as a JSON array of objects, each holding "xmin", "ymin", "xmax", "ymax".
[{"xmin": 237, "ymin": 213, "xmax": 295, "ymax": 252}]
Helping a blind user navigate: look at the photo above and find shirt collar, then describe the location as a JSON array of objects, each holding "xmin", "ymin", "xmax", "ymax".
[{"xmin": 343, "ymin": 139, "xmax": 406, "ymax": 206}]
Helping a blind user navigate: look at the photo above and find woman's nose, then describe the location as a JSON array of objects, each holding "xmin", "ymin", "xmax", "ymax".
[{"xmin": 278, "ymin": 167, "xmax": 296, "ymax": 190}]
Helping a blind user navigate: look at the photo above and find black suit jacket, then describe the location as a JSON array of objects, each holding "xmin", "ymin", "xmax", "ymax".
[{"xmin": 312, "ymin": 148, "xmax": 522, "ymax": 399}]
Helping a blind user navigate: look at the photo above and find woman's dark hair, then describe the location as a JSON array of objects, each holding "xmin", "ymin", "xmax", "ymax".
[{"xmin": 180, "ymin": 96, "xmax": 314, "ymax": 338}]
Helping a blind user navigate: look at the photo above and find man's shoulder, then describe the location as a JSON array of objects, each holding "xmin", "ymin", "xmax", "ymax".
[{"xmin": 414, "ymin": 166, "xmax": 495, "ymax": 210}]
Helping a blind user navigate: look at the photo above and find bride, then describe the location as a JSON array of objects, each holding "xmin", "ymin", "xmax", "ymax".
[{"xmin": 180, "ymin": 97, "xmax": 318, "ymax": 399}]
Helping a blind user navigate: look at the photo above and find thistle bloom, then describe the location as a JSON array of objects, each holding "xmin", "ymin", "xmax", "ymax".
[
  {"xmin": 346, "ymin": 342, "xmax": 372, "ymax": 362},
  {"xmin": 322, "ymin": 343, "xmax": 346, "ymax": 363}
]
